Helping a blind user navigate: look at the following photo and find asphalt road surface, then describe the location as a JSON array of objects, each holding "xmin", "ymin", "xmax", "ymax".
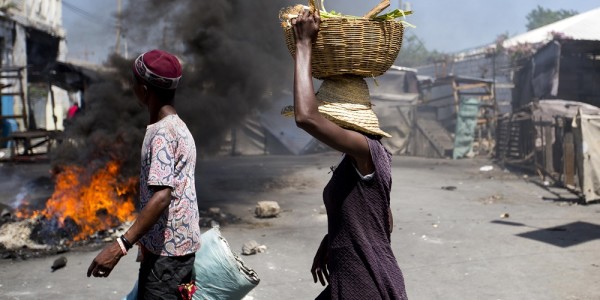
[{"xmin": 1, "ymin": 154, "xmax": 599, "ymax": 300}]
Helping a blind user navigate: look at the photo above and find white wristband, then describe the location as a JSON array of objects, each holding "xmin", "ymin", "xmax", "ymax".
[{"xmin": 116, "ymin": 238, "xmax": 128, "ymax": 256}]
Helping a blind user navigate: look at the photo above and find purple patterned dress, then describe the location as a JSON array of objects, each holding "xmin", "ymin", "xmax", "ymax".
[{"xmin": 317, "ymin": 137, "xmax": 408, "ymax": 300}]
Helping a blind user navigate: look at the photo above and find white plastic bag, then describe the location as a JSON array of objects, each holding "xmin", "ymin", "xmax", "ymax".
[
  {"xmin": 122, "ymin": 226, "xmax": 260, "ymax": 300},
  {"xmin": 193, "ymin": 226, "xmax": 260, "ymax": 299}
]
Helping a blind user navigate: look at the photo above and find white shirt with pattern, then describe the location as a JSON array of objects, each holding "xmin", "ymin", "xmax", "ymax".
[{"xmin": 139, "ymin": 114, "xmax": 201, "ymax": 256}]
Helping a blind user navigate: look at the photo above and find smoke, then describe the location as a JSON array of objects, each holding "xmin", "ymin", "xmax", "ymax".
[
  {"xmin": 49, "ymin": 55, "xmax": 146, "ymax": 177},
  {"xmin": 52, "ymin": 0, "xmax": 296, "ymax": 173},
  {"xmin": 121, "ymin": 0, "xmax": 295, "ymax": 153}
]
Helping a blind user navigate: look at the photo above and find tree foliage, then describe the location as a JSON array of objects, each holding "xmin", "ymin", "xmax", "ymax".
[{"xmin": 525, "ymin": 6, "xmax": 578, "ymax": 31}]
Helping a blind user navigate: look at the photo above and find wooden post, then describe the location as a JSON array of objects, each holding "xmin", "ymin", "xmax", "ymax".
[
  {"xmin": 545, "ymin": 124, "xmax": 554, "ymax": 174},
  {"xmin": 563, "ymin": 132, "xmax": 575, "ymax": 187},
  {"xmin": 452, "ymin": 79, "xmax": 459, "ymax": 123}
]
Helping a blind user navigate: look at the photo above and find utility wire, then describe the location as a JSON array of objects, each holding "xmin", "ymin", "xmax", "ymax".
[{"xmin": 63, "ymin": 1, "xmax": 115, "ymax": 29}]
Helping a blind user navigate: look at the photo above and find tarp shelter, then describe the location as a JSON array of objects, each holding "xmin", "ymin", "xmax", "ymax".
[
  {"xmin": 412, "ymin": 75, "xmax": 495, "ymax": 158},
  {"xmin": 223, "ymin": 66, "xmax": 421, "ymax": 156},
  {"xmin": 502, "ymin": 7, "xmax": 600, "ymax": 48},
  {"xmin": 512, "ymin": 39, "xmax": 600, "ymax": 110},
  {"xmin": 453, "ymin": 98, "xmax": 479, "ymax": 159},
  {"xmin": 496, "ymin": 100, "xmax": 600, "ymax": 202},
  {"xmin": 222, "ymin": 92, "xmax": 327, "ymax": 156},
  {"xmin": 573, "ymin": 109, "xmax": 600, "ymax": 203},
  {"xmin": 368, "ymin": 66, "xmax": 420, "ymax": 154}
]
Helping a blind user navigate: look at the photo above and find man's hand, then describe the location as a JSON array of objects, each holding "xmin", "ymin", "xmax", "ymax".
[{"xmin": 87, "ymin": 241, "xmax": 123, "ymax": 278}]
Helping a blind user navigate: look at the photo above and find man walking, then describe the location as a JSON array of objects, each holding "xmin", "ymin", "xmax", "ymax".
[{"xmin": 87, "ymin": 49, "xmax": 201, "ymax": 300}]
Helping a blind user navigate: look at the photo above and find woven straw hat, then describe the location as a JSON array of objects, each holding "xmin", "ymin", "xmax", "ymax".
[{"xmin": 282, "ymin": 75, "xmax": 391, "ymax": 138}]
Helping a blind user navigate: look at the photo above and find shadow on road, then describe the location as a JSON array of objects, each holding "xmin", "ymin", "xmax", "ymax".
[{"xmin": 491, "ymin": 220, "xmax": 600, "ymax": 248}]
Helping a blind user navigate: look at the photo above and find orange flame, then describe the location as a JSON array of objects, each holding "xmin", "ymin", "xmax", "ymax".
[{"xmin": 17, "ymin": 161, "xmax": 138, "ymax": 241}]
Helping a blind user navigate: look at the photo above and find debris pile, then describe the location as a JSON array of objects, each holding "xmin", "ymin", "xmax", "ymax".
[
  {"xmin": 255, "ymin": 201, "xmax": 281, "ymax": 218},
  {"xmin": 242, "ymin": 240, "xmax": 267, "ymax": 256}
]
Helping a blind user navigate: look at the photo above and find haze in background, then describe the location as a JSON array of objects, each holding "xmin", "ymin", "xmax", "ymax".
[
  {"xmin": 63, "ymin": 0, "xmax": 600, "ymax": 64},
  {"xmin": 54, "ymin": 0, "xmax": 600, "ymax": 170}
]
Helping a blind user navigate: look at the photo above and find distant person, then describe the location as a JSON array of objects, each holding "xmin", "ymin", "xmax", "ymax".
[
  {"xmin": 286, "ymin": 10, "xmax": 408, "ymax": 299},
  {"xmin": 87, "ymin": 49, "xmax": 201, "ymax": 300},
  {"xmin": 67, "ymin": 101, "xmax": 79, "ymax": 119}
]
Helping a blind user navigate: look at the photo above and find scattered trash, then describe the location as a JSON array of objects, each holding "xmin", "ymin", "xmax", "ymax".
[
  {"xmin": 0, "ymin": 219, "xmax": 49, "ymax": 251},
  {"xmin": 51, "ymin": 256, "xmax": 67, "ymax": 272},
  {"xmin": 543, "ymin": 181, "xmax": 550, "ymax": 186},
  {"xmin": 479, "ymin": 165, "xmax": 494, "ymax": 172},
  {"xmin": 0, "ymin": 203, "xmax": 13, "ymax": 220},
  {"xmin": 432, "ymin": 223, "xmax": 439, "ymax": 228},
  {"xmin": 199, "ymin": 208, "xmax": 239, "ymax": 228},
  {"xmin": 255, "ymin": 201, "xmax": 281, "ymax": 218},
  {"xmin": 500, "ymin": 213, "xmax": 510, "ymax": 219},
  {"xmin": 441, "ymin": 186, "xmax": 457, "ymax": 191},
  {"xmin": 481, "ymin": 194, "xmax": 504, "ymax": 204},
  {"xmin": 242, "ymin": 240, "xmax": 267, "ymax": 255},
  {"xmin": 208, "ymin": 207, "xmax": 221, "ymax": 215},
  {"xmin": 420, "ymin": 235, "xmax": 443, "ymax": 244}
]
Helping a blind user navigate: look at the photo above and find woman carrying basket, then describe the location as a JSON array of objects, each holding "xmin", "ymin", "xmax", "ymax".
[{"xmin": 288, "ymin": 8, "xmax": 408, "ymax": 300}]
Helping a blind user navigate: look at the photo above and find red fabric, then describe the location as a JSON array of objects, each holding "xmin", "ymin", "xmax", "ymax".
[
  {"xmin": 67, "ymin": 104, "xmax": 79, "ymax": 119},
  {"xmin": 140, "ymin": 49, "xmax": 182, "ymax": 78}
]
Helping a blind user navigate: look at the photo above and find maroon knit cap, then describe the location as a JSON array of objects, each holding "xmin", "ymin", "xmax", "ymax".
[{"xmin": 133, "ymin": 49, "xmax": 182, "ymax": 89}]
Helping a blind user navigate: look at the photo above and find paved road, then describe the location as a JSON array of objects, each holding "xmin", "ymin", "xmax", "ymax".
[{"xmin": 1, "ymin": 154, "xmax": 599, "ymax": 300}]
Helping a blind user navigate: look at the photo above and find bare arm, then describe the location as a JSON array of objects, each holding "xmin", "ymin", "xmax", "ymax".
[
  {"xmin": 292, "ymin": 10, "xmax": 373, "ymax": 174},
  {"xmin": 87, "ymin": 186, "xmax": 171, "ymax": 278},
  {"xmin": 122, "ymin": 186, "xmax": 172, "ymax": 244}
]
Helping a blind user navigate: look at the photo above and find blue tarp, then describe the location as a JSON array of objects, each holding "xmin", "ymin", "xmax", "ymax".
[{"xmin": 453, "ymin": 98, "xmax": 480, "ymax": 159}]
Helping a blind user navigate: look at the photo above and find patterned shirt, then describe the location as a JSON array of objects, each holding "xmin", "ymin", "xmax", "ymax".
[{"xmin": 139, "ymin": 114, "xmax": 201, "ymax": 256}]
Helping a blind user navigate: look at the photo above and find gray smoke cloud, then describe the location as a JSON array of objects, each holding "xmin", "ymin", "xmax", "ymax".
[
  {"xmin": 122, "ymin": 0, "xmax": 295, "ymax": 153},
  {"xmin": 52, "ymin": 0, "xmax": 295, "ymax": 173}
]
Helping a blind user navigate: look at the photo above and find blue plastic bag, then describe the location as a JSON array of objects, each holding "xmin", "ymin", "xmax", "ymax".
[
  {"xmin": 122, "ymin": 226, "xmax": 259, "ymax": 300},
  {"xmin": 193, "ymin": 227, "xmax": 260, "ymax": 299}
]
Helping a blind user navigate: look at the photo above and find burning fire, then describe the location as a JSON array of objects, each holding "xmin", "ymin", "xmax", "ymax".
[{"xmin": 16, "ymin": 161, "xmax": 138, "ymax": 241}]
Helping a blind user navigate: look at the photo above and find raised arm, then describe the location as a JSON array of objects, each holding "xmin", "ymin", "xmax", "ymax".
[{"xmin": 292, "ymin": 10, "xmax": 373, "ymax": 173}]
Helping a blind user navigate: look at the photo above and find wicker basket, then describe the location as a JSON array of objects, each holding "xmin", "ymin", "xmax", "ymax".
[{"xmin": 284, "ymin": 18, "xmax": 404, "ymax": 79}]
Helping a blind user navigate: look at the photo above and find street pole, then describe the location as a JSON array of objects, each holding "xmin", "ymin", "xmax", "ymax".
[{"xmin": 115, "ymin": 0, "xmax": 122, "ymax": 55}]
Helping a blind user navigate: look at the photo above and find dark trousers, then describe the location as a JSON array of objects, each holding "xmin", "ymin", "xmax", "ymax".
[{"xmin": 137, "ymin": 252, "xmax": 195, "ymax": 300}]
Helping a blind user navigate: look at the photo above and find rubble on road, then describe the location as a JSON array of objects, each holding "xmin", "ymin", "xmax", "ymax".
[
  {"xmin": 51, "ymin": 256, "xmax": 67, "ymax": 272},
  {"xmin": 255, "ymin": 201, "xmax": 281, "ymax": 218},
  {"xmin": 241, "ymin": 240, "xmax": 267, "ymax": 255}
]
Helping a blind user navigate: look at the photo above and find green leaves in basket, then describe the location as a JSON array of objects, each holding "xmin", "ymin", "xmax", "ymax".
[
  {"xmin": 373, "ymin": 9, "xmax": 413, "ymax": 20},
  {"xmin": 310, "ymin": 0, "xmax": 415, "ymax": 27},
  {"xmin": 320, "ymin": 10, "xmax": 342, "ymax": 18},
  {"xmin": 372, "ymin": 9, "xmax": 416, "ymax": 27}
]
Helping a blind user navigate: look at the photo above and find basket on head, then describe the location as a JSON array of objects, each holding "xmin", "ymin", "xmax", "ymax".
[{"xmin": 283, "ymin": 16, "xmax": 404, "ymax": 79}]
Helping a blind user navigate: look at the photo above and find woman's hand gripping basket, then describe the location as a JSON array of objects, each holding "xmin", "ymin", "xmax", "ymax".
[{"xmin": 281, "ymin": 0, "xmax": 411, "ymax": 79}]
